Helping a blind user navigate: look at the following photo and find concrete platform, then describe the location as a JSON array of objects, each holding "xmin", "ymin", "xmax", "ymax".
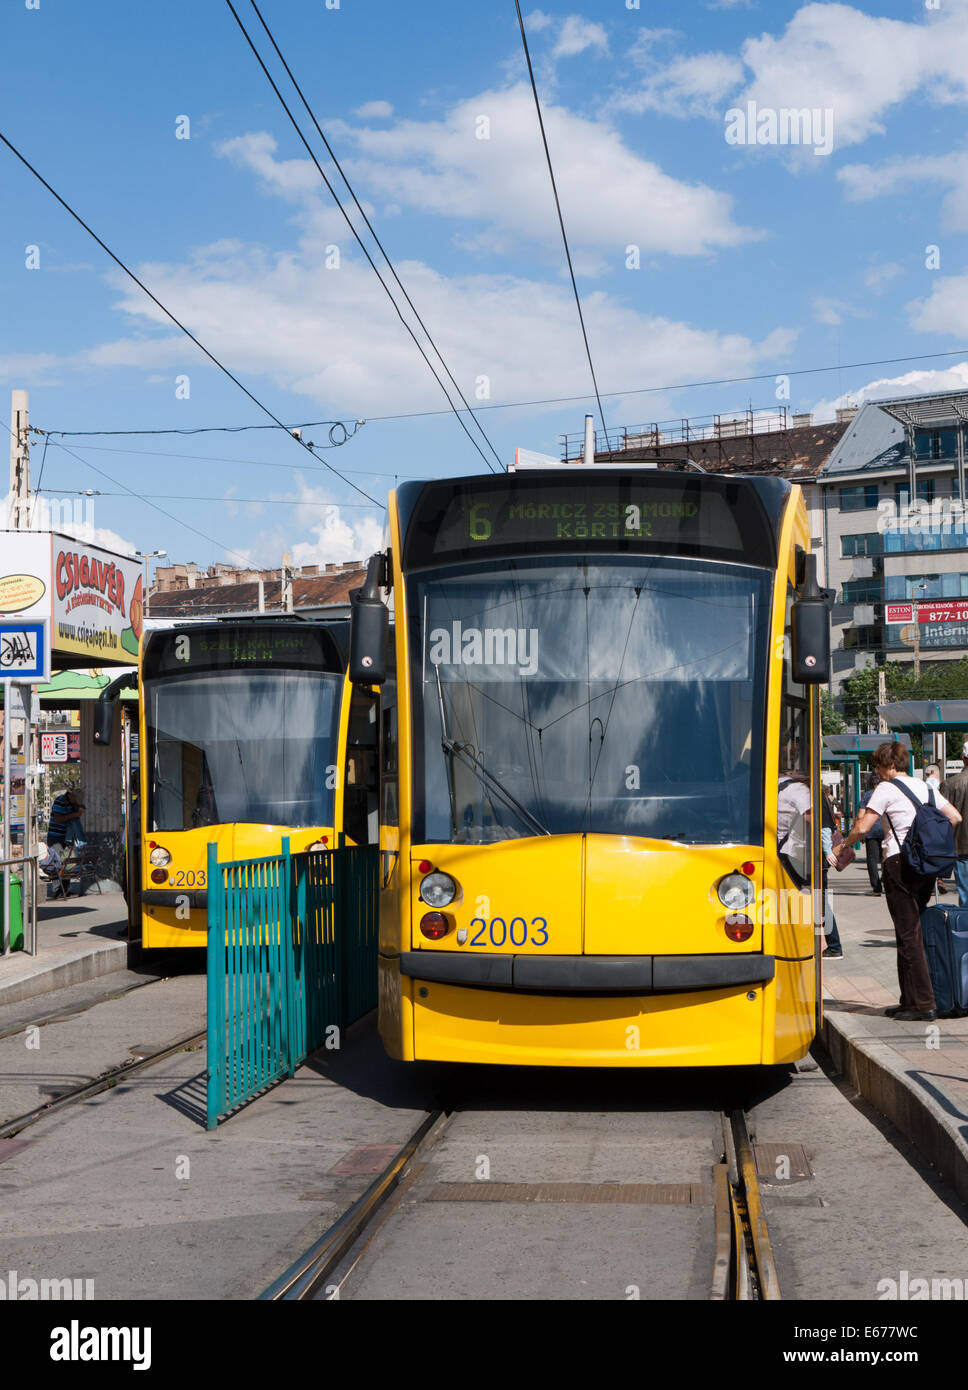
[
  {"xmin": 822, "ymin": 859, "xmax": 968, "ymax": 1205},
  {"xmin": 0, "ymin": 893, "xmax": 129, "ymax": 1007}
]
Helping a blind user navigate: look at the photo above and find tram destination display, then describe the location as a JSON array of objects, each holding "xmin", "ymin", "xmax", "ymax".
[
  {"xmin": 403, "ymin": 474, "xmax": 779, "ymax": 567},
  {"xmin": 143, "ymin": 623, "xmax": 341, "ymax": 679}
]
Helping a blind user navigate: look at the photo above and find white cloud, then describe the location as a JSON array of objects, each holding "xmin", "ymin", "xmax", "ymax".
[
  {"xmin": 353, "ymin": 100, "xmax": 393, "ymax": 120},
  {"xmin": 614, "ymin": 50, "xmax": 745, "ymax": 118},
  {"xmin": 812, "ymin": 296, "xmax": 853, "ymax": 326},
  {"xmin": 735, "ymin": 2, "xmax": 968, "ymax": 152},
  {"xmin": 553, "ymin": 16, "xmax": 609, "ymax": 59},
  {"xmin": 863, "ymin": 262, "xmax": 901, "ymax": 293},
  {"xmin": 811, "ymin": 362, "xmax": 968, "ymax": 421},
  {"xmin": 0, "ymin": 352, "xmax": 61, "ymax": 383},
  {"xmin": 89, "ymin": 215, "xmax": 791, "ymax": 421},
  {"xmin": 617, "ymin": 1, "xmax": 968, "ymax": 155},
  {"xmin": 325, "ymin": 87, "xmax": 758, "ymax": 262},
  {"xmin": 3, "ymin": 489, "xmax": 138, "ymax": 555},
  {"xmin": 908, "ymin": 273, "xmax": 968, "ymax": 336},
  {"xmin": 839, "ymin": 151, "xmax": 968, "ymax": 232},
  {"xmin": 226, "ymin": 475, "xmax": 383, "ymax": 568}
]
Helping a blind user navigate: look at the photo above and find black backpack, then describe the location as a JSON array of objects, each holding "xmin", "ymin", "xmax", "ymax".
[{"xmin": 886, "ymin": 780, "xmax": 957, "ymax": 878}]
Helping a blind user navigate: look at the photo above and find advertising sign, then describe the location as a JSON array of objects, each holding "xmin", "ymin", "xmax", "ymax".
[
  {"xmin": 886, "ymin": 600, "xmax": 968, "ymax": 625},
  {"xmin": 53, "ymin": 537, "xmax": 142, "ymax": 661},
  {"xmin": 40, "ymin": 730, "xmax": 81, "ymax": 764},
  {"xmin": 0, "ymin": 531, "xmax": 142, "ymax": 664}
]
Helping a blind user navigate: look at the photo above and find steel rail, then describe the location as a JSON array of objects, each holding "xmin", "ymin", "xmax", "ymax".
[
  {"xmin": 259, "ymin": 1108, "xmax": 451, "ymax": 1300},
  {"xmin": 730, "ymin": 1107, "xmax": 782, "ymax": 1300},
  {"xmin": 0, "ymin": 1029, "xmax": 205, "ymax": 1140},
  {"xmin": 0, "ymin": 975, "xmax": 166, "ymax": 1043}
]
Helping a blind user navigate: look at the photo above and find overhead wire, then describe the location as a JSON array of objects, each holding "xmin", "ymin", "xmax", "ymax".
[
  {"xmin": 514, "ymin": 0, "xmax": 608, "ymax": 442},
  {"xmin": 0, "ymin": 129, "xmax": 382, "ymax": 507},
  {"xmin": 223, "ymin": 0, "xmax": 501, "ymax": 474},
  {"xmin": 37, "ymin": 343, "xmax": 968, "ymax": 437},
  {"xmin": 44, "ymin": 436, "xmax": 259, "ymax": 565},
  {"xmin": 246, "ymin": 0, "xmax": 506, "ymax": 474}
]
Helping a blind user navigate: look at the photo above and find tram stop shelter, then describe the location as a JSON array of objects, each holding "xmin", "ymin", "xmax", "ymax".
[
  {"xmin": 1, "ymin": 531, "xmax": 142, "ymax": 954},
  {"xmin": 877, "ymin": 701, "xmax": 968, "ymax": 772},
  {"xmin": 822, "ymin": 733, "xmax": 914, "ymax": 817}
]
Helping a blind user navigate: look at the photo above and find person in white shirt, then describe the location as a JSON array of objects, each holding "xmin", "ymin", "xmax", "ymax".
[{"xmin": 841, "ymin": 741, "xmax": 961, "ymax": 1022}]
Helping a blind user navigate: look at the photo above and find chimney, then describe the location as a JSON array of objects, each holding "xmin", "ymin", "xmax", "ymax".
[
  {"xmin": 836, "ymin": 406, "xmax": 858, "ymax": 424},
  {"xmin": 582, "ymin": 413, "xmax": 595, "ymax": 466},
  {"xmin": 792, "ymin": 411, "xmax": 813, "ymax": 428}
]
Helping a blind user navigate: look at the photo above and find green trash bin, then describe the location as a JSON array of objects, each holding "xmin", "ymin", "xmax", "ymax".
[{"xmin": 1, "ymin": 876, "xmax": 23, "ymax": 952}]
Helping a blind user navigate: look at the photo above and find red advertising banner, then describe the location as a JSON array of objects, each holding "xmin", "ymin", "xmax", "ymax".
[{"xmin": 887, "ymin": 603, "xmax": 913, "ymax": 623}]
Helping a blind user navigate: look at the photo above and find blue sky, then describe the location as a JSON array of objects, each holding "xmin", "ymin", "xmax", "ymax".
[{"xmin": 3, "ymin": 0, "xmax": 968, "ymax": 571}]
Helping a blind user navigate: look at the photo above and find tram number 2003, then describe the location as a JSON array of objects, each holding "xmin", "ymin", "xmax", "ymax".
[{"xmin": 469, "ymin": 917, "xmax": 548, "ymax": 947}]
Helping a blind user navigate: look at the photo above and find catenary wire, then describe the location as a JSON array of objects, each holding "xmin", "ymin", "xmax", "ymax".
[
  {"xmin": 45, "ymin": 437, "xmax": 258, "ymax": 565},
  {"xmin": 514, "ymin": 0, "xmax": 608, "ymax": 441},
  {"xmin": 0, "ymin": 128, "xmax": 382, "ymax": 508},
  {"xmin": 223, "ymin": 0, "xmax": 500, "ymax": 474},
  {"xmin": 40, "ymin": 345, "xmax": 968, "ymax": 436},
  {"xmin": 246, "ymin": 0, "xmax": 505, "ymax": 474}
]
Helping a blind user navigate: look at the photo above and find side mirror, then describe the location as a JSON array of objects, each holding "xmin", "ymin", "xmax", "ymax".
[
  {"xmin": 93, "ymin": 697, "xmax": 117, "ymax": 745},
  {"xmin": 349, "ymin": 553, "xmax": 388, "ymax": 685},
  {"xmin": 791, "ymin": 553, "xmax": 832, "ymax": 684},
  {"xmin": 92, "ymin": 671, "xmax": 138, "ymax": 746}
]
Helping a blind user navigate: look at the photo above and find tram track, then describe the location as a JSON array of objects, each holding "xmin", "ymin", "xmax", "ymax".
[
  {"xmin": 0, "ymin": 974, "xmax": 168, "ymax": 1044},
  {"xmin": 263, "ymin": 1099, "xmax": 780, "ymax": 1302},
  {"xmin": 0, "ymin": 1028, "xmax": 206, "ymax": 1141}
]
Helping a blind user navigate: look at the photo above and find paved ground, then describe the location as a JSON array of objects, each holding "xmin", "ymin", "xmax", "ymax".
[
  {"xmin": 0, "ymin": 861, "xmax": 966, "ymax": 1301},
  {"xmin": 822, "ymin": 859, "xmax": 968, "ymax": 1202},
  {"xmin": 0, "ymin": 893, "xmax": 128, "ymax": 1006}
]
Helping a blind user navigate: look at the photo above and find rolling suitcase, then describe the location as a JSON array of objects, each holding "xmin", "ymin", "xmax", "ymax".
[{"xmin": 921, "ymin": 905, "xmax": 968, "ymax": 1018}]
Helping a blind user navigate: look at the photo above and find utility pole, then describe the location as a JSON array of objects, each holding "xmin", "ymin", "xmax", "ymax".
[
  {"xmin": 8, "ymin": 390, "xmax": 29, "ymax": 529},
  {"xmin": 281, "ymin": 552, "xmax": 293, "ymax": 614},
  {"xmin": 877, "ymin": 667, "xmax": 888, "ymax": 734},
  {"xmin": 912, "ymin": 582, "xmax": 927, "ymax": 682}
]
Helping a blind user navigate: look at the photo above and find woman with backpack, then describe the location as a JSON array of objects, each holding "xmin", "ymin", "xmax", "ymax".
[{"xmin": 840, "ymin": 741, "xmax": 962, "ymax": 1021}]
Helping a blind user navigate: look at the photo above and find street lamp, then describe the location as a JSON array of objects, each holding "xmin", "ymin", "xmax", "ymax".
[{"xmin": 135, "ymin": 550, "xmax": 167, "ymax": 617}]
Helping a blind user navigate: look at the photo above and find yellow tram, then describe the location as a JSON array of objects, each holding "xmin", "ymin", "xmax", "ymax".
[
  {"xmin": 349, "ymin": 465, "xmax": 830, "ymax": 1066},
  {"xmin": 96, "ymin": 620, "xmax": 379, "ymax": 949}
]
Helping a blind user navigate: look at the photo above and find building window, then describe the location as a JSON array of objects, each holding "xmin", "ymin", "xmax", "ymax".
[
  {"xmin": 843, "ymin": 625, "xmax": 885, "ymax": 650},
  {"xmin": 914, "ymin": 430, "xmax": 957, "ymax": 461},
  {"xmin": 842, "ymin": 579, "xmax": 882, "ymax": 603},
  {"xmin": 839, "ymin": 485, "xmax": 879, "ymax": 511},
  {"xmin": 895, "ymin": 478, "xmax": 936, "ymax": 504},
  {"xmin": 841, "ymin": 533, "xmax": 882, "ymax": 558}
]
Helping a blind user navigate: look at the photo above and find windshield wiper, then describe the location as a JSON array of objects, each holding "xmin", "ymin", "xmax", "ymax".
[{"xmin": 434, "ymin": 666, "xmax": 549, "ymax": 838}]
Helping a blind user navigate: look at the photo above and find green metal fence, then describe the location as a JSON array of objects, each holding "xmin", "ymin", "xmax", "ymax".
[{"xmin": 206, "ymin": 839, "xmax": 379, "ymax": 1129}]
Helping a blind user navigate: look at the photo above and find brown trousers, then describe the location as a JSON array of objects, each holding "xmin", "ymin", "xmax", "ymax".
[{"xmin": 882, "ymin": 855, "xmax": 936, "ymax": 1012}]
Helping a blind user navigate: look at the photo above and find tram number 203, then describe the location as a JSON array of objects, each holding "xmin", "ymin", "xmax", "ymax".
[{"xmin": 469, "ymin": 916, "xmax": 548, "ymax": 947}]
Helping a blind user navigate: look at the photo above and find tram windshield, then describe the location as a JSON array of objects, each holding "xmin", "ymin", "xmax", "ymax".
[
  {"xmin": 145, "ymin": 669, "xmax": 343, "ymax": 831},
  {"xmin": 410, "ymin": 555, "xmax": 770, "ymax": 845}
]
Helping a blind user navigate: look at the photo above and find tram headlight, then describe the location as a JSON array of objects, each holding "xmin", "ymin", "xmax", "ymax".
[
  {"xmin": 419, "ymin": 871, "xmax": 457, "ymax": 908},
  {"xmin": 149, "ymin": 845, "xmax": 171, "ymax": 868},
  {"xmin": 717, "ymin": 873, "xmax": 754, "ymax": 912}
]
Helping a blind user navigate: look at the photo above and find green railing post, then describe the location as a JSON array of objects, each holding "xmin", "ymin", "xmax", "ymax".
[
  {"xmin": 280, "ymin": 837, "xmax": 298, "ymax": 1075},
  {"xmin": 206, "ymin": 840, "xmax": 223, "ymax": 1130}
]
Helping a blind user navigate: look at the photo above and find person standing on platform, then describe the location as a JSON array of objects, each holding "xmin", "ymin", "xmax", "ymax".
[
  {"xmin": 941, "ymin": 744, "xmax": 968, "ymax": 908},
  {"xmin": 841, "ymin": 742, "xmax": 961, "ymax": 1022},
  {"xmin": 858, "ymin": 777, "xmax": 884, "ymax": 896}
]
